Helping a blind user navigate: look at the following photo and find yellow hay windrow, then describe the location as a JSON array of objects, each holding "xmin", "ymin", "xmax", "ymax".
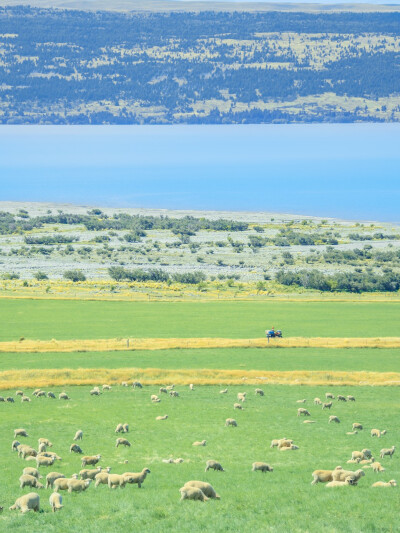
[
  {"xmin": 0, "ymin": 368, "xmax": 399, "ymax": 390},
  {"xmin": 2, "ymin": 336, "xmax": 400, "ymax": 353}
]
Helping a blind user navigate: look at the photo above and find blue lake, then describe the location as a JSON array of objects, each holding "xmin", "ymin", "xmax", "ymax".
[{"xmin": 1, "ymin": 124, "xmax": 399, "ymax": 222}]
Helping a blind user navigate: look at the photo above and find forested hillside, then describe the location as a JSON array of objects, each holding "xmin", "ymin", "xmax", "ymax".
[{"xmin": 0, "ymin": 6, "xmax": 400, "ymax": 123}]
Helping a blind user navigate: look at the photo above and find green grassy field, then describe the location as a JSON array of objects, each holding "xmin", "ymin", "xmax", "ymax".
[
  {"xmin": 1, "ymin": 347, "xmax": 400, "ymax": 373},
  {"xmin": 1, "ymin": 300, "xmax": 400, "ymax": 341},
  {"xmin": 0, "ymin": 385, "xmax": 399, "ymax": 532}
]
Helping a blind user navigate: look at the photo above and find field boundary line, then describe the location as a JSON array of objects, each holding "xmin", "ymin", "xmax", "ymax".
[
  {"xmin": 2, "ymin": 336, "xmax": 400, "ymax": 353},
  {"xmin": 1, "ymin": 368, "xmax": 400, "ymax": 389}
]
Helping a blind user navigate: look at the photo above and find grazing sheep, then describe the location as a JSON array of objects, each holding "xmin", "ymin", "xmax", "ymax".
[
  {"xmin": 18, "ymin": 445, "xmax": 37, "ymax": 459},
  {"xmin": 205, "ymin": 460, "xmax": 224, "ymax": 472},
  {"xmin": 314, "ymin": 398, "xmax": 322, "ymax": 405},
  {"xmin": 380, "ymin": 446, "xmax": 395, "ymax": 459},
  {"xmin": 297, "ymin": 408, "xmax": 311, "ymax": 417},
  {"xmin": 225, "ymin": 418, "xmax": 237, "ymax": 427},
  {"xmin": 80, "ymin": 467, "xmax": 102, "ymax": 480},
  {"xmin": 6, "ymin": 397, "xmax": 15, "ymax": 403},
  {"xmin": 0, "ymin": 396, "xmax": 4, "ymax": 402},
  {"xmin": 252, "ymin": 462, "xmax": 273, "ymax": 473},
  {"xmin": 90, "ymin": 389, "xmax": 101, "ymax": 396},
  {"xmin": 38, "ymin": 451, "xmax": 61, "ymax": 461},
  {"xmin": 159, "ymin": 387, "xmax": 168, "ymax": 394},
  {"xmin": 32, "ymin": 389, "xmax": 41, "ymax": 396},
  {"xmin": 151, "ymin": 395, "xmax": 161, "ymax": 403},
  {"xmin": 108, "ymin": 474, "xmax": 132, "ymax": 489},
  {"xmin": 337, "ymin": 395, "xmax": 347, "ymax": 402},
  {"xmin": 59, "ymin": 392, "xmax": 69, "ymax": 400},
  {"xmin": 329, "ymin": 416, "xmax": 340, "ymax": 424},
  {"xmin": 38, "ymin": 442, "xmax": 47, "ymax": 453},
  {"xmin": 115, "ymin": 423, "xmax": 124, "ymax": 433},
  {"xmin": 47, "ymin": 392, "xmax": 56, "ymax": 399},
  {"xmin": 68, "ymin": 479, "xmax": 91, "ymax": 493},
  {"xmin": 271, "ymin": 438, "xmax": 290, "ymax": 449},
  {"xmin": 70, "ymin": 443, "xmax": 83, "ymax": 454},
  {"xmin": 156, "ymin": 415, "xmax": 168, "ymax": 421},
  {"xmin": 233, "ymin": 403, "xmax": 243, "ymax": 410},
  {"xmin": 121, "ymin": 382, "xmax": 128, "ymax": 387},
  {"xmin": 352, "ymin": 423, "xmax": 363, "ymax": 431},
  {"xmin": 9, "ymin": 493, "xmax": 40, "ymax": 513},
  {"xmin": 37, "ymin": 391, "xmax": 46, "ymax": 398},
  {"xmin": 49, "ymin": 492, "xmax": 63, "ymax": 512},
  {"xmin": 123, "ymin": 423, "xmax": 129, "ymax": 433},
  {"xmin": 170, "ymin": 390, "xmax": 179, "ymax": 397},
  {"xmin": 166, "ymin": 385, "xmax": 175, "ymax": 391},
  {"xmin": 255, "ymin": 389, "xmax": 264, "ymax": 396},
  {"xmin": 371, "ymin": 429, "xmax": 387, "ymax": 438},
  {"xmin": 38, "ymin": 438, "xmax": 53, "ymax": 448},
  {"xmin": 36, "ymin": 455, "xmax": 56, "ymax": 468},
  {"xmin": 332, "ymin": 469, "xmax": 365, "ymax": 483},
  {"xmin": 19, "ymin": 474, "xmax": 44, "ymax": 489},
  {"xmin": 189, "ymin": 384, "xmax": 194, "ymax": 391},
  {"xmin": 94, "ymin": 472, "xmax": 109, "ymax": 487},
  {"xmin": 16, "ymin": 390, "xmax": 24, "ymax": 396},
  {"xmin": 362, "ymin": 449, "xmax": 372, "ymax": 459},
  {"xmin": 371, "ymin": 462, "xmax": 385, "ymax": 473},
  {"xmin": 296, "ymin": 399, "xmax": 306, "ymax": 404},
  {"xmin": 322, "ymin": 402, "xmax": 332, "ymax": 410},
  {"xmin": 122, "ymin": 468, "xmax": 151, "ymax": 488},
  {"xmin": 326, "ymin": 476, "xmax": 357, "ymax": 487},
  {"xmin": 220, "ymin": 389, "xmax": 228, "ymax": 394},
  {"xmin": 325, "ymin": 393, "xmax": 335, "ymax": 399},
  {"xmin": 311, "ymin": 467, "xmax": 343, "ymax": 485},
  {"xmin": 74, "ymin": 430, "xmax": 83, "ymax": 441},
  {"xmin": 237, "ymin": 393, "xmax": 246, "ymax": 402},
  {"xmin": 21, "ymin": 396, "xmax": 31, "ymax": 403},
  {"xmin": 14, "ymin": 428, "xmax": 28, "ymax": 438},
  {"xmin": 180, "ymin": 486, "xmax": 208, "ymax": 502},
  {"xmin": 351, "ymin": 451, "xmax": 364, "ymax": 461},
  {"xmin": 183, "ymin": 481, "xmax": 220, "ymax": 499},
  {"xmin": 12, "ymin": 440, "xmax": 20, "ymax": 452},
  {"xmin": 116, "ymin": 438, "xmax": 131, "ymax": 448},
  {"xmin": 193, "ymin": 440, "xmax": 207, "ymax": 446},
  {"xmin": 54, "ymin": 478, "xmax": 74, "ymax": 492},
  {"xmin": 277, "ymin": 439, "xmax": 294, "ymax": 450},
  {"xmin": 372, "ymin": 480, "xmax": 397, "ymax": 488},
  {"xmin": 132, "ymin": 381, "xmax": 143, "ymax": 389},
  {"xmin": 347, "ymin": 395, "xmax": 356, "ymax": 402},
  {"xmin": 46, "ymin": 472, "xmax": 65, "ymax": 489},
  {"xmin": 102, "ymin": 384, "xmax": 111, "ymax": 391},
  {"xmin": 81, "ymin": 454, "xmax": 101, "ymax": 467},
  {"xmin": 23, "ymin": 467, "xmax": 41, "ymax": 479}
]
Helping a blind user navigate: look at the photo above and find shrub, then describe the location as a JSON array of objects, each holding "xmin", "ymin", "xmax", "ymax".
[
  {"xmin": 63, "ymin": 270, "xmax": 86, "ymax": 282},
  {"xmin": 34, "ymin": 271, "xmax": 48, "ymax": 280}
]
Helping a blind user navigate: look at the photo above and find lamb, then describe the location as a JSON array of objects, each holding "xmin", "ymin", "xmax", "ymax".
[
  {"xmin": 326, "ymin": 476, "xmax": 357, "ymax": 487},
  {"xmin": 297, "ymin": 408, "xmax": 311, "ymax": 417},
  {"xmin": 332, "ymin": 468, "xmax": 365, "ymax": 483},
  {"xmin": 23, "ymin": 467, "xmax": 41, "ymax": 479},
  {"xmin": 220, "ymin": 389, "xmax": 228, "ymax": 394},
  {"xmin": 180, "ymin": 486, "xmax": 208, "ymax": 502},
  {"xmin": 123, "ymin": 423, "xmax": 129, "ymax": 433},
  {"xmin": 193, "ymin": 440, "xmax": 207, "ymax": 446},
  {"xmin": 380, "ymin": 446, "xmax": 395, "ymax": 459},
  {"xmin": 81, "ymin": 454, "xmax": 101, "ymax": 467},
  {"xmin": 159, "ymin": 387, "xmax": 168, "ymax": 394},
  {"xmin": 19, "ymin": 474, "xmax": 44, "ymax": 489},
  {"xmin": 337, "ymin": 395, "xmax": 347, "ymax": 402},
  {"xmin": 347, "ymin": 395, "xmax": 356, "ymax": 402},
  {"xmin": 68, "ymin": 479, "xmax": 91, "ymax": 493},
  {"xmin": 233, "ymin": 403, "xmax": 243, "ymax": 410},
  {"xmin": 12, "ymin": 440, "xmax": 20, "ymax": 452},
  {"xmin": 329, "ymin": 416, "xmax": 340, "ymax": 423},
  {"xmin": 80, "ymin": 467, "xmax": 102, "ymax": 480},
  {"xmin": 115, "ymin": 423, "xmax": 124, "ymax": 433},
  {"xmin": 9, "ymin": 492, "xmax": 40, "ymax": 513},
  {"xmin": 122, "ymin": 468, "xmax": 151, "ymax": 488},
  {"xmin": 94, "ymin": 472, "xmax": 110, "ymax": 487},
  {"xmin": 314, "ymin": 398, "xmax": 322, "ymax": 405},
  {"xmin": 70, "ymin": 443, "xmax": 83, "ymax": 454},
  {"xmin": 36, "ymin": 455, "xmax": 56, "ymax": 468},
  {"xmin": 183, "ymin": 480, "xmax": 220, "ymax": 499},
  {"xmin": 170, "ymin": 390, "xmax": 179, "ymax": 397},
  {"xmin": 14, "ymin": 428, "xmax": 28, "ymax": 438},
  {"xmin": 205, "ymin": 460, "xmax": 224, "ymax": 472},
  {"xmin": 372, "ymin": 480, "xmax": 397, "ymax": 488},
  {"xmin": 49, "ymin": 492, "xmax": 63, "ymax": 512},
  {"xmin": 45, "ymin": 472, "xmax": 65, "ymax": 489},
  {"xmin": 47, "ymin": 392, "xmax": 56, "ymax": 399},
  {"xmin": 132, "ymin": 381, "xmax": 143, "ymax": 389},
  {"xmin": 156, "ymin": 415, "xmax": 168, "ymax": 421},
  {"xmin": 352, "ymin": 423, "xmax": 363, "ymax": 431},
  {"xmin": 108, "ymin": 474, "xmax": 133, "ymax": 489},
  {"xmin": 371, "ymin": 462, "xmax": 385, "ymax": 473},
  {"xmin": 116, "ymin": 438, "xmax": 131, "ymax": 448},
  {"xmin": 325, "ymin": 393, "xmax": 335, "ymax": 399},
  {"xmin": 225, "ymin": 418, "xmax": 237, "ymax": 427},
  {"xmin": 252, "ymin": 462, "xmax": 273, "ymax": 473},
  {"xmin": 255, "ymin": 389, "xmax": 264, "ymax": 396},
  {"xmin": 322, "ymin": 402, "xmax": 332, "ymax": 410},
  {"xmin": 74, "ymin": 430, "xmax": 83, "ymax": 441},
  {"xmin": 38, "ymin": 438, "xmax": 53, "ymax": 448},
  {"xmin": 151, "ymin": 395, "xmax": 161, "ymax": 403},
  {"xmin": 311, "ymin": 466, "xmax": 343, "ymax": 485},
  {"xmin": 59, "ymin": 392, "xmax": 69, "ymax": 400}
]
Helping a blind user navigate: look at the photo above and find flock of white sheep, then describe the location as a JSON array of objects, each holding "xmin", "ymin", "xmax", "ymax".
[{"xmin": 1, "ymin": 384, "xmax": 397, "ymax": 514}]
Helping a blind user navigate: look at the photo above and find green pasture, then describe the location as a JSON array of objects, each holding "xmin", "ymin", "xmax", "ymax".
[
  {"xmin": 0, "ymin": 385, "xmax": 399, "ymax": 532},
  {"xmin": 1, "ymin": 299, "xmax": 400, "ymax": 341},
  {"xmin": 1, "ymin": 347, "xmax": 400, "ymax": 373}
]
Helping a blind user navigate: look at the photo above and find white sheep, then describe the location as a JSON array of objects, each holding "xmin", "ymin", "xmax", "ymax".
[
  {"xmin": 49, "ymin": 492, "xmax": 63, "ymax": 512},
  {"xmin": 325, "ymin": 393, "xmax": 335, "ymax": 399},
  {"xmin": 183, "ymin": 481, "xmax": 220, "ymax": 499},
  {"xmin": 116, "ymin": 438, "xmax": 131, "ymax": 448},
  {"xmin": 45, "ymin": 472, "xmax": 65, "ymax": 489},
  {"xmin": 371, "ymin": 480, "xmax": 397, "ymax": 488},
  {"xmin": 311, "ymin": 467, "xmax": 343, "ymax": 485},
  {"xmin": 74, "ymin": 430, "xmax": 83, "ymax": 441},
  {"xmin": 19, "ymin": 474, "xmax": 44, "ymax": 490},
  {"xmin": 21, "ymin": 396, "xmax": 31, "ymax": 402},
  {"xmin": 80, "ymin": 467, "xmax": 102, "ymax": 480},
  {"xmin": 179, "ymin": 486, "xmax": 208, "ymax": 502},
  {"xmin": 193, "ymin": 440, "xmax": 207, "ymax": 446},
  {"xmin": 151, "ymin": 395, "xmax": 161, "ymax": 403},
  {"xmin": 225, "ymin": 418, "xmax": 237, "ymax": 427},
  {"xmin": 237, "ymin": 392, "xmax": 246, "ymax": 402},
  {"xmin": 9, "ymin": 492, "xmax": 40, "ymax": 513},
  {"xmin": 81, "ymin": 454, "xmax": 101, "ymax": 467},
  {"xmin": 156, "ymin": 415, "xmax": 168, "ymax": 421},
  {"xmin": 68, "ymin": 479, "xmax": 91, "ymax": 493},
  {"xmin": 36, "ymin": 455, "xmax": 56, "ymax": 468},
  {"xmin": 108, "ymin": 474, "xmax": 132, "ymax": 489},
  {"xmin": 371, "ymin": 462, "xmax": 385, "ymax": 473},
  {"xmin": 205, "ymin": 460, "xmax": 224, "ymax": 472},
  {"xmin": 380, "ymin": 446, "xmax": 395, "ymax": 459},
  {"xmin": 220, "ymin": 389, "xmax": 228, "ymax": 394},
  {"xmin": 23, "ymin": 467, "xmax": 41, "ymax": 479},
  {"xmin": 296, "ymin": 399, "xmax": 306, "ymax": 404},
  {"xmin": 347, "ymin": 395, "xmax": 356, "ymax": 401},
  {"xmin": 326, "ymin": 476, "xmax": 357, "ymax": 487},
  {"xmin": 322, "ymin": 402, "xmax": 332, "ymax": 410},
  {"xmin": 255, "ymin": 389, "xmax": 264, "ymax": 396},
  {"xmin": 123, "ymin": 423, "xmax": 129, "ymax": 433},
  {"xmin": 132, "ymin": 381, "xmax": 143, "ymax": 389},
  {"xmin": 102, "ymin": 384, "xmax": 111, "ymax": 391},
  {"xmin": 115, "ymin": 423, "xmax": 124, "ymax": 433},
  {"xmin": 94, "ymin": 472, "xmax": 110, "ymax": 487},
  {"xmin": 233, "ymin": 403, "xmax": 243, "ymax": 410},
  {"xmin": 70, "ymin": 443, "xmax": 83, "ymax": 454},
  {"xmin": 314, "ymin": 398, "xmax": 322, "ymax": 405},
  {"xmin": 38, "ymin": 438, "xmax": 53, "ymax": 447},
  {"xmin": 53, "ymin": 476, "xmax": 78, "ymax": 492},
  {"xmin": 14, "ymin": 428, "xmax": 28, "ymax": 438},
  {"xmin": 159, "ymin": 387, "xmax": 168, "ymax": 394},
  {"xmin": 329, "ymin": 416, "xmax": 340, "ymax": 424},
  {"xmin": 297, "ymin": 408, "xmax": 311, "ymax": 417},
  {"xmin": 170, "ymin": 390, "xmax": 179, "ymax": 397},
  {"xmin": 189, "ymin": 384, "xmax": 194, "ymax": 391},
  {"xmin": 59, "ymin": 392, "xmax": 70, "ymax": 400},
  {"xmin": 252, "ymin": 462, "xmax": 273, "ymax": 473},
  {"xmin": 352, "ymin": 423, "xmax": 363, "ymax": 431},
  {"xmin": 332, "ymin": 469, "xmax": 365, "ymax": 483},
  {"xmin": 122, "ymin": 468, "xmax": 151, "ymax": 488}
]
